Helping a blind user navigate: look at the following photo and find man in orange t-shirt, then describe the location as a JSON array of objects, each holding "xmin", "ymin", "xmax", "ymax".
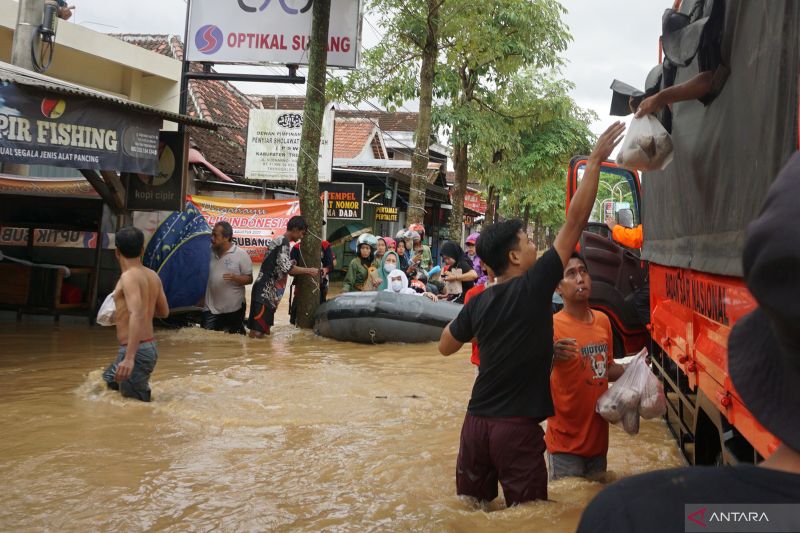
[{"xmin": 546, "ymin": 252, "xmax": 625, "ymax": 480}]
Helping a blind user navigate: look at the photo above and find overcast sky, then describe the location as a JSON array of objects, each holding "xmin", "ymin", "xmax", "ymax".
[{"xmin": 65, "ymin": 0, "xmax": 666, "ymax": 134}]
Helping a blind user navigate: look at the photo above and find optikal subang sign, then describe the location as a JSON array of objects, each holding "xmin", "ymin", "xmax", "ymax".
[
  {"xmin": 186, "ymin": 0, "xmax": 362, "ymax": 68},
  {"xmin": 0, "ymin": 84, "xmax": 160, "ymax": 174}
]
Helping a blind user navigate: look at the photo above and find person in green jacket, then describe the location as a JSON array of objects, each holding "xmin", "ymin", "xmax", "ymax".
[{"xmin": 342, "ymin": 233, "xmax": 379, "ymax": 292}]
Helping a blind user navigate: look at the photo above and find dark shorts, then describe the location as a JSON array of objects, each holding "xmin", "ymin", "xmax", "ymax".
[
  {"xmin": 102, "ymin": 340, "xmax": 158, "ymax": 402},
  {"xmin": 248, "ymin": 300, "xmax": 276, "ymax": 335},
  {"xmin": 456, "ymin": 413, "xmax": 547, "ymax": 506},
  {"xmin": 202, "ymin": 303, "xmax": 247, "ymax": 335}
]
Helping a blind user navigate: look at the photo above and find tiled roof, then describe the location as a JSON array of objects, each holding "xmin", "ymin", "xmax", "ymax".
[
  {"xmin": 111, "ymin": 34, "xmax": 260, "ymax": 178},
  {"xmin": 333, "ymin": 118, "xmax": 376, "ymax": 159},
  {"xmin": 258, "ymin": 95, "xmax": 308, "ymax": 110},
  {"xmin": 255, "ymin": 98, "xmax": 420, "ymax": 133},
  {"xmin": 336, "ymin": 110, "xmax": 419, "ymax": 132}
]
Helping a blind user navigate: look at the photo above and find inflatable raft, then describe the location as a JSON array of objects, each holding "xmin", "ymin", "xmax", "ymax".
[{"xmin": 314, "ymin": 291, "xmax": 462, "ymax": 344}]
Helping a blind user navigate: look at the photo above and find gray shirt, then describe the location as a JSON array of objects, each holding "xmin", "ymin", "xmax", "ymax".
[{"xmin": 205, "ymin": 244, "xmax": 253, "ymax": 315}]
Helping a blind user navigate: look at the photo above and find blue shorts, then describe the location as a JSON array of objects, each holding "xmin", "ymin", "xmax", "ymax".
[{"xmin": 102, "ymin": 340, "xmax": 158, "ymax": 402}]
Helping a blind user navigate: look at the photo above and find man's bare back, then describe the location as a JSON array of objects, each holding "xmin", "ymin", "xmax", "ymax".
[{"xmin": 114, "ymin": 265, "xmax": 169, "ymax": 345}]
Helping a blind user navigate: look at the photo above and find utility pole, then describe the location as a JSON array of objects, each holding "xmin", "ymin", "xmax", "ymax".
[
  {"xmin": 6, "ymin": 0, "xmax": 44, "ymax": 175},
  {"xmin": 293, "ymin": 0, "xmax": 332, "ymax": 329},
  {"xmin": 11, "ymin": 0, "xmax": 44, "ymax": 70}
]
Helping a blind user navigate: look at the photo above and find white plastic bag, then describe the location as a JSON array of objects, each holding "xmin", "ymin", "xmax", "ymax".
[
  {"xmin": 96, "ymin": 292, "xmax": 116, "ymax": 326},
  {"xmin": 616, "ymin": 115, "xmax": 674, "ymax": 171},
  {"xmin": 639, "ymin": 364, "xmax": 667, "ymax": 419},
  {"xmin": 596, "ymin": 348, "xmax": 652, "ymax": 435}
]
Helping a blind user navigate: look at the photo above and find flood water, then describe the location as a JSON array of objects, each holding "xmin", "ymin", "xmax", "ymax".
[{"xmin": 0, "ymin": 295, "xmax": 683, "ymax": 532}]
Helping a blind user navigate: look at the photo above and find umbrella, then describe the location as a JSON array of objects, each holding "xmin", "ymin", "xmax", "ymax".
[{"xmin": 327, "ymin": 223, "xmax": 373, "ymax": 245}]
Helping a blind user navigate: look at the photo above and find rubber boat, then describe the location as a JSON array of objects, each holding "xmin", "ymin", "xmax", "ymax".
[{"xmin": 314, "ymin": 291, "xmax": 462, "ymax": 344}]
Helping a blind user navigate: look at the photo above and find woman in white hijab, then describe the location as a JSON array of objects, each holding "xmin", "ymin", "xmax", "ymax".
[{"xmin": 384, "ymin": 269, "xmax": 437, "ymax": 300}]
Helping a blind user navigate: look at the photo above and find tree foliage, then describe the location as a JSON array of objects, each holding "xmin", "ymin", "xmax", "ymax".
[{"xmin": 331, "ymin": 0, "xmax": 594, "ymax": 243}]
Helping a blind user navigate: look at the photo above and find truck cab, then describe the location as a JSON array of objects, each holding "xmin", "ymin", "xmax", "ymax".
[{"xmin": 566, "ymin": 157, "xmax": 648, "ymax": 358}]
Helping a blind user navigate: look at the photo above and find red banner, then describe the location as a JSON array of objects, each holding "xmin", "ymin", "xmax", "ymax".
[
  {"xmin": 188, "ymin": 195, "xmax": 300, "ymax": 262},
  {"xmin": 464, "ymin": 191, "xmax": 487, "ymax": 214}
]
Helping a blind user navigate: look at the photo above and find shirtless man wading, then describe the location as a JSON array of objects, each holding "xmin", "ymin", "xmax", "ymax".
[{"xmin": 102, "ymin": 226, "xmax": 169, "ymax": 402}]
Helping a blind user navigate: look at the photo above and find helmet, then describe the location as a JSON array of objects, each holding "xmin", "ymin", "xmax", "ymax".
[
  {"xmin": 408, "ymin": 223, "xmax": 425, "ymax": 237},
  {"xmin": 404, "ymin": 230, "xmax": 420, "ymax": 242},
  {"xmin": 357, "ymin": 233, "xmax": 378, "ymax": 250},
  {"xmin": 466, "ymin": 232, "xmax": 480, "ymax": 245},
  {"xmin": 395, "ymin": 229, "xmax": 407, "ymax": 240}
]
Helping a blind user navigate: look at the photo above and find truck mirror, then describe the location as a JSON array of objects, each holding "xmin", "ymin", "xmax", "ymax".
[{"xmin": 617, "ymin": 208, "xmax": 634, "ymax": 228}]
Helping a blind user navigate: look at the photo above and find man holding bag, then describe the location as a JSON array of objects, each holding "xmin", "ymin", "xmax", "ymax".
[{"xmin": 548, "ymin": 253, "xmax": 625, "ymax": 480}]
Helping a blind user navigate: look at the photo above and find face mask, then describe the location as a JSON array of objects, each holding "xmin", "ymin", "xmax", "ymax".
[
  {"xmin": 383, "ymin": 262, "xmax": 396, "ymax": 273},
  {"xmin": 391, "ymin": 280, "xmax": 403, "ymax": 292}
]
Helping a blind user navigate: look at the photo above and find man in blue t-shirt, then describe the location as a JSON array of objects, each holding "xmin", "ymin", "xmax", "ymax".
[{"xmin": 438, "ymin": 122, "xmax": 626, "ymax": 507}]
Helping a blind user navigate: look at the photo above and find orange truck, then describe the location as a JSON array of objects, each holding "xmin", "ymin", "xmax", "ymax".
[{"xmin": 566, "ymin": 0, "xmax": 798, "ymax": 464}]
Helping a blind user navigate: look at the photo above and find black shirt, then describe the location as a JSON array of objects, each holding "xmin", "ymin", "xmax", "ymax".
[
  {"xmin": 578, "ymin": 465, "xmax": 800, "ymax": 533},
  {"xmin": 449, "ymin": 248, "xmax": 563, "ymax": 419}
]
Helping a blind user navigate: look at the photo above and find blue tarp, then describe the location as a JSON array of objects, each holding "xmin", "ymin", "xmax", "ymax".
[{"xmin": 143, "ymin": 202, "xmax": 210, "ymax": 308}]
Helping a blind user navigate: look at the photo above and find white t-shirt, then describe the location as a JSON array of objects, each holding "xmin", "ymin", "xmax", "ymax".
[{"xmin": 205, "ymin": 244, "xmax": 253, "ymax": 314}]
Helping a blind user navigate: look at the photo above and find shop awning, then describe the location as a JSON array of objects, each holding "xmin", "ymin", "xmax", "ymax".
[{"xmin": 0, "ymin": 61, "xmax": 222, "ymax": 130}]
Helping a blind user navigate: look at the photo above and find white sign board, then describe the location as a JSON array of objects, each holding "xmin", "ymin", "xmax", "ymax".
[
  {"xmin": 186, "ymin": 0, "xmax": 362, "ymax": 68},
  {"xmin": 245, "ymin": 107, "xmax": 334, "ymax": 182}
]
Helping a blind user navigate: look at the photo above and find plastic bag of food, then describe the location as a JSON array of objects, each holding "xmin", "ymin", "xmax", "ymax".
[
  {"xmin": 596, "ymin": 348, "xmax": 651, "ymax": 434},
  {"xmin": 639, "ymin": 364, "xmax": 667, "ymax": 419},
  {"xmin": 96, "ymin": 292, "xmax": 116, "ymax": 326},
  {"xmin": 616, "ymin": 115, "xmax": 674, "ymax": 171}
]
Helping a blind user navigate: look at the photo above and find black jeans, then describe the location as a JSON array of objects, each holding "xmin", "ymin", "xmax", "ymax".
[{"xmin": 202, "ymin": 303, "xmax": 247, "ymax": 335}]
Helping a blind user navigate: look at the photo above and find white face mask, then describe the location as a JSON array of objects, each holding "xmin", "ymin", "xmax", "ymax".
[
  {"xmin": 383, "ymin": 262, "xmax": 396, "ymax": 273},
  {"xmin": 391, "ymin": 280, "xmax": 403, "ymax": 292}
]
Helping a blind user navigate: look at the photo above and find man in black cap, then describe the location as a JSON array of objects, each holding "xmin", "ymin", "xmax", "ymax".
[{"xmin": 577, "ymin": 153, "xmax": 800, "ymax": 532}]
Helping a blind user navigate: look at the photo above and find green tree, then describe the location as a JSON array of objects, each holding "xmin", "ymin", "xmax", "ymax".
[
  {"xmin": 329, "ymin": 0, "xmax": 442, "ymax": 225},
  {"xmin": 436, "ymin": 0, "xmax": 571, "ymax": 242}
]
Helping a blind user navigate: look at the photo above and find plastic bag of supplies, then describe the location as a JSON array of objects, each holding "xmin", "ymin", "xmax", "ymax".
[
  {"xmin": 616, "ymin": 115, "xmax": 674, "ymax": 171},
  {"xmin": 96, "ymin": 292, "xmax": 116, "ymax": 326},
  {"xmin": 596, "ymin": 348, "xmax": 664, "ymax": 434}
]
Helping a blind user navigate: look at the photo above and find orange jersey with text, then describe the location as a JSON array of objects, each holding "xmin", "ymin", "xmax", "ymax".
[{"xmin": 546, "ymin": 309, "xmax": 614, "ymax": 457}]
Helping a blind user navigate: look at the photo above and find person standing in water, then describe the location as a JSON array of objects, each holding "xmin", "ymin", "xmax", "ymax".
[
  {"xmin": 102, "ymin": 226, "xmax": 169, "ymax": 402},
  {"xmin": 438, "ymin": 122, "xmax": 625, "ymax": 507}
]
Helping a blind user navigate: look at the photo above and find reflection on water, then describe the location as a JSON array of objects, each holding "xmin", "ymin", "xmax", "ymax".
[{"xmin": 0, "ymin": 309, "xmax": 682, "ymax": 532}]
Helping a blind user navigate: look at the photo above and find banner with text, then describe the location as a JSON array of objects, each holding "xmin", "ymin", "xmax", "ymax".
[
  {"xmin": 245, "ymin": 107, "xmax": 333, "ymax": 182},
  {"xmin": 188, "ymin": 195, "xmax": 300, "ymax": 262},
  {"xmin": 321, "ymin": 182, "xmax": 363, "ymax": 220},
  {"xmin": 0, "ymin": 84, "xmax": 160, "ymax": 174},
  {"xmin": 186, "ymin": 0, "xmax": 362, "ymax": 68},
  {"xmin": 126, "ymin": 131, "xmax": 188, "ymax": 211},
  {"xmin": 0, "ymin": 227, "xmax": 113, "ymax": 249},
  {"xmin": 375, "ymin": 206, "xmax": 399, "ymax": 222}
]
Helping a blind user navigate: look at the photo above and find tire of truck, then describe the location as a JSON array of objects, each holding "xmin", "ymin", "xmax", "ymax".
[{"xmin": 693, "ymin": 391, "xmax": 725, "ymax": 465}]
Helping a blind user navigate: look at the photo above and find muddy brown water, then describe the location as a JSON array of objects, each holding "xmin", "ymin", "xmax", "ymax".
[{"xmin": 0, "ymin": 292, "xmax": 682, "ymax": 532}]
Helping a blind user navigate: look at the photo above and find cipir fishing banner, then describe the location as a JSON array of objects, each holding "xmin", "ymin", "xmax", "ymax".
[
  {"xmin": 0, "ymin": 84, "xmax": 160, "ymax": 174},
  {"xmin": 188, "ymin": 195, "xmax": 301, "ymax": 262}
]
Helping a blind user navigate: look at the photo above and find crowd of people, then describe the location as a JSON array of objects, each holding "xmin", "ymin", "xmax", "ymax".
[
  {"xmin": 339, "ymin": 223, "xmax": 484, "ymax": 304},
  {"xmin": 197, "ymin": 216, "xmax": 491, "ymax": 339}
]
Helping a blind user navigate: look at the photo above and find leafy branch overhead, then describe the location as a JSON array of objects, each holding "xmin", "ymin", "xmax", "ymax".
[{"xmin": 331, "ymin": 0, "xmax": 595, "ymax": 238}]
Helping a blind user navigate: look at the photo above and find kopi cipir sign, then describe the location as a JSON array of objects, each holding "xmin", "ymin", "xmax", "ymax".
[
  {"xmin": 245, "ymin": 107, "xmax": 333, "ymax": 182},
  {"xmin": 0, "ymin": 84, "xmax": 160, "ymax": 174},
  {"xmin": 187, "ymin": 0, "xmax": 362, "ymax": 68}
]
